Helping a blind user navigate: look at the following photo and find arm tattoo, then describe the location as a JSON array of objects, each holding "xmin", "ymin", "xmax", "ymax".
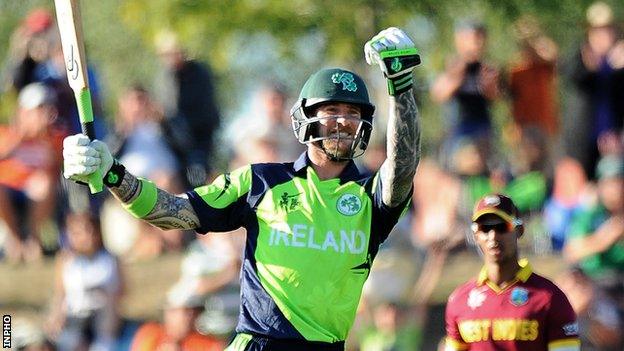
[
  {"xmin": 379, "ymin": 90, "xmax": 421, "ymax": 207},
  {"xmin": 109, "ymin": 170, "xmax": 201, "ymax": 230},
  {"xmin": 143, "ymin": 189, "xmax": 200, "ymax": 230},
  {"xmin": 110, "ymin": 170, "xmax": 141, "ymax": 203}
]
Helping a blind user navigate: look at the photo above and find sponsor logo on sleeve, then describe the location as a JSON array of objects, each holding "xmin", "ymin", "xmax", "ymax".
[
  {"xmin": 467, "ymin": 287, "xmax": 488, "ymax": 310},
  {"xmin": 562, "ymin": 322, "xmax": 579, "ymax": 336},
  {"xmin": 510, "ymin": 287, "xmax": 529, "ymax": 306},
  {"xmin": 279, "ymin": 192, "xmax": 301, "ymax": 212}
]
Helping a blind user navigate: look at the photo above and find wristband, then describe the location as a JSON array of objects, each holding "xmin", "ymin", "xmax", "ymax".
[
  {"xmin": 103, "ymin": 159, "xmax": 126, "ymax": 188},
  {"xmin": 386, "ymin": 73, "xmax": 413, "ymax": 96},
  {"xmin": 122, "ymin": 178, "xmax": 158, "ymax": 218}
]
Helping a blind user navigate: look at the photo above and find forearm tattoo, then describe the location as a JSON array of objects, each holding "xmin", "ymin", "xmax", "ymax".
[
  {"xmin": 142, "ymin": 189, "xmax": 200, "ymax": 230},
  {"xmin": 380, "ymin": 90, "xmax": 421, "ymax": 207},
  {"xmin": 110, "ymin": 170, "xmax": 141, "ymax": 203},
  {"xmin": 109, "ymin": 170, "xmax": 200, "ymax": 230}
]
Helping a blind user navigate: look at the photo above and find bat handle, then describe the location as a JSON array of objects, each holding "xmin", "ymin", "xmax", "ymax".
[
  {"xmin": 81, "ymin": 121, "xmax": 96, "ymax": 140},
  {"xmin": 75, "ymin": 89, "xmax": 103, "ymax": 193}
]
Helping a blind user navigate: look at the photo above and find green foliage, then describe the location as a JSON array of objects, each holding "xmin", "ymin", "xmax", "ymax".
[{"xmin": 0, "ymin": 0, "xmax": 622, "ymax": 154}]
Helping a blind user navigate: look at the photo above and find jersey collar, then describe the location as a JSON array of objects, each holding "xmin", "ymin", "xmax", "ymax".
[
  {"xmin": 477, "ymin": 258, "xmax": 533, "ymax": 290},
  {"xmin": 293, "ymin": 151, "xmax": 362, "ymax": 184}
]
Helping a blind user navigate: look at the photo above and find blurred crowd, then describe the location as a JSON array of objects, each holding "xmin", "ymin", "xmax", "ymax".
[{"xmin": 1, "ymin": 2, "xmax": 624, "ymax": 351}]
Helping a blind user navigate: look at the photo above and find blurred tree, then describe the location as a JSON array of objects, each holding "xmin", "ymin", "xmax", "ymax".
[
  {"xmin": 1, "ymin": 0, "xmax": 622, "ymax": 154},
  {"xmin": 116, "ymin": 0, "xmax": 618, "ymax": 139}
]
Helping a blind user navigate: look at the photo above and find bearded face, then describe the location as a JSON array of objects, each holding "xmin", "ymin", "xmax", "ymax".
[{"xmin": 314, "ymin": 103, "xmax": 362, "ymax": 160}]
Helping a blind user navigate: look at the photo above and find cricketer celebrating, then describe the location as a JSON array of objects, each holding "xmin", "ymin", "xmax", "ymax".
[
  {"xmin": 63, "ymin": 27, "xmax": 421, "ymax": 351},
  {"xmin": 444, "ymin": 194, "xmax": 580, "ymax": 351}
]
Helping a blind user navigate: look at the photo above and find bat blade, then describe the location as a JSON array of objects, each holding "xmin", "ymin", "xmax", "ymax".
[
  {"xmin": 54, "ymin": 0, "xmax": 89, "ymax": 92},
  {"xmin": 54, "ymin": 0, "xmax": 103, "ymax": 193}
]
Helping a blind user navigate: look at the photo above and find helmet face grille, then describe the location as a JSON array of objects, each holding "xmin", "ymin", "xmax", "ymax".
[{"xmin": 291, "ymin": 114, "xmax": 372, "ymax": 161}]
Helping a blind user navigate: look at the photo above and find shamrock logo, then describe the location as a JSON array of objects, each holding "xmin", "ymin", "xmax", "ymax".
[
  {"xmin": 331, "ymin": 72, "xmax": 358, "ymax": 92},
  {"xmin": 337, "ymin": 194, "xmax": 362, "ymax": 216}
]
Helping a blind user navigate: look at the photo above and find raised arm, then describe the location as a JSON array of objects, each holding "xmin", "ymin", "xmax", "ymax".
[
  {"xmin": 63, "ymin": 134, "xmax": 200, "ymax": 230},
  {"xmin": 365, "ymin": 27, "xmax": 421, "ymax": 207},
  {"xmin": 380, "ymin": 92, "xmax": 420, "ymax": 206},
  {"xmin": 564, "ymin": 215, "xmax": 624, "ymax": 262}
]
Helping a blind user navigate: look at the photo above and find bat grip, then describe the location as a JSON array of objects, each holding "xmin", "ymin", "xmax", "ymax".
[
  {"xmin": 81, "ymin": 121, "xmax": 96, "ymax": 140},
  {"xmin": 74, "ymin": 89, "xmax": 103, "ymax": 193},
  {"xmin": 76, "ymin": 89, "xmax": 95, "ymax": 135}
]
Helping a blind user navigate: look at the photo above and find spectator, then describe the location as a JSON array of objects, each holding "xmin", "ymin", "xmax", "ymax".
[
  {"xmin": 412, "ymin": 158, "xmax": 463, "ymax": 249},
  {"xmin": 46, "ymin": 212, "xmax": 124, "ymax": 351},
  {"xmin": 109, "ymin": 85, "xmax": 181, "ymax": 193},
  {"xmin": 503, "ymin": 127, "xmax": 550, "ymax": 213},
  {"xmin": 228, "ymin": 82, "xmax": 304, "ymax": 165},
  {"xmin": 564, "ymin": 1, "xmax": 624, "ymax": 179},
  {"xmin": 409, "ymin": 158, "xmax": 464, "ymax": 304},
  {"xmin": 508, "ymin": 15, "xmax": 560, "ymax": 139},
  {"xmin": 253, "ymin": 82, "xmax": 304, "ymax": 161},
  {"xmin": 431, "ymin": 20, "xmax": 501, "ymax": 170},
  {"xmin": 564, "ymin": 155, "xmax": 624, "ymax": 306},
  {"xmin": 2, "ymin": 8, "xmax": 57, "ymax": 92},
  {"xmin": 556, "ymin": 268, "xmax": 622, "ymax": 350},
  {"xmin": 105, "ymin": 85, "xmax": 184, "ymax": 259},
  {"xmin": 12, "ymin": 318, "xmax": 56, "ymax": 351},
  {"xmin": 543, "ymin": 157, "xmax": 589, "ymax": 251},
  {"xmin": 1, "ymin": 7, "xmax": 105, "ymax": 136},
  {"xmin": 153, "ymin": 30, "xmax": 221, "ymax": 187},
  {"xmin": 227, "ymin": 126, "xmax": 281, "ymax": 168},
  {"xmin": 358, "ymin": 302, "xmax": 423, "ymax": 351},
  {"xmin": 130, "ymin": 282, "xmax": 225, "ymax": 351},
  {"xmin": 178, "ymin": 232, "xmax": 242, "ymax": 339},
  {"xmin": 448, "ymin": 138, "xmax": 494, "ymax": 230},
  {"xmin": 0, "ymin": 82, "xmax": 63, "ymax": 263}
]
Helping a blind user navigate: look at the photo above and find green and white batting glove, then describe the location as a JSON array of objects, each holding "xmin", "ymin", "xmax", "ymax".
[
  {"xmin": 365, "ymin": 27, "xmax": 421, "ymax": 96},
  {"xmin": 63, "ymin": 134, "xmax": 124, "ymax": 187}
]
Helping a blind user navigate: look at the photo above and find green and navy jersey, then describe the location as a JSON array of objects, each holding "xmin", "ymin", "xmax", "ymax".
[{"xmin": 186, "ymin": 152, "xmax": 411, "ymax": 343}]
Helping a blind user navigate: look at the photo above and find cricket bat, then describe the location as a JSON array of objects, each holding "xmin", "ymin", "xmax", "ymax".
[{"xmin": 54, "ymin": 0, "xmax": 103, "ymax": 193}]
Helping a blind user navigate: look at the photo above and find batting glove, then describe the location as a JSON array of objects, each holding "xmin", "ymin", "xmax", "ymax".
[
  {"xmin": 365, "ymin": 27, "xmax": 421, "ymax": 96},
  {"xmin": 63, "ymin": 134, "xmax": 114, "ymax": 185}
]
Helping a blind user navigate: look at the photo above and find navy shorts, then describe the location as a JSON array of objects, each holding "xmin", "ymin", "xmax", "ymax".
[{"xmin": 226, "ymin": 333, "xmax": 345, "ymax": 351}]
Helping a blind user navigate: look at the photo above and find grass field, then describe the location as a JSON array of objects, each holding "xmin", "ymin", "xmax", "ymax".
[
  {"xmin": 1, "ymin": 253, "xmax": 182, "ymax": 322},
  {"xmin": 0, "ymin": 250, "xmax": 567, "ymax": 322},
  {"xmin": 0, "ymin": 250, "xmax": 568, "ymax": 351}
]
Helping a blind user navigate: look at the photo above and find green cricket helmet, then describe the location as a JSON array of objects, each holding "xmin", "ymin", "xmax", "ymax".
[{"xmin": 290, "ymin": 68, "xmax": 375, "ymax": 161}]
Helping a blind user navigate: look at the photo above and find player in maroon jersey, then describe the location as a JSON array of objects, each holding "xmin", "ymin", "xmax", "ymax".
[{"xmin": 444, "ymin": 194, "xmax": 580, "ymax": 351}]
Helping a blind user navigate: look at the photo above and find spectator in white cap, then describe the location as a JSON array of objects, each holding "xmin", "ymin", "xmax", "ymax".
[{"xmin": 0, "ymin": 82, "xmax": 64, "ymax": 263}]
